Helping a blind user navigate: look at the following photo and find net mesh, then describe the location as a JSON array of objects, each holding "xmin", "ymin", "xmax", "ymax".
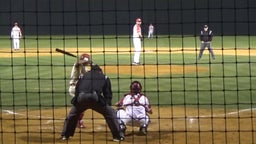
[{"xmin": 0, "ymin": 0, "xmax": 255, "ymax": 143}]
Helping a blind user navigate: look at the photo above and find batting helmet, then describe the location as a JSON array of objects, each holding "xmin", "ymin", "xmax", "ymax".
[
  {"xmin": 79, "ymin": 53, "xmax": 91, "ymax": 65},
  {"xmin": 80, "ymin": 53, "xmax": 90, "ymax": 61},
  {"xmin": 130, "ymin": 81, "xmax": 142, "ymax": 94}
]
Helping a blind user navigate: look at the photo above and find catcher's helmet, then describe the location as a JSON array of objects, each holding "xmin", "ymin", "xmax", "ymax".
[{"xmin": 130, "ymin": 81, "xmax": 142, "ymax": 94}]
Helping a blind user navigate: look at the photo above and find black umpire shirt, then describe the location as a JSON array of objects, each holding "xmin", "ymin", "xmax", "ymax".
[
  {"xmin": 200, "ymin": 29, "xmax": 213, "ymax": 42},
  {"xmin": 75, "ymin": 66, "xmax": 113, "ymax": 106}
]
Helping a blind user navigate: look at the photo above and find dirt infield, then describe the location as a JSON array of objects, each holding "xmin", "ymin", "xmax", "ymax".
[
  {"xmin": 1, "ymin": 107, "xmax": 256, "ymax": 144},
  {"xmin": 1, "ymin": 47, "xmax": 256, "ymax": 57},
  {"xmin": 0, "ymin": 47, "xmax": 256, "ymax": 143}
]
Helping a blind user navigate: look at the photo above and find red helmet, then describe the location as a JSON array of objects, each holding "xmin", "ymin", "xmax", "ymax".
[
  {"xmin": 130, "ymin": 81, "xmax": 142, "ymax": 94},
  {"xmin": 78, "ymin": 53, "xmax": 91, "ymax": 66},
  {"xmin": 80, "ymin": 53, "xmax": 90, "ymax": 61},
  {"xmin": 136, "ymin": 18, "xmax": 142, "ymax": 22}
]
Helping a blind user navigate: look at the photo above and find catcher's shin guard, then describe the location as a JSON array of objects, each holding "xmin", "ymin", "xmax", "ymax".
[
  {"xmin": 139, "ymin": 124, "xmax": 148, "ymax": 135},
  {"xmin": 119, "ymin": 121, "xmax": 126, "ymax": 136}
]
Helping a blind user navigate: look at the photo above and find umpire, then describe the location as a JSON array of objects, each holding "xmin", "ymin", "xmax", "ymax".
[
  {"xmin": 198, "ymin": 25, "xmax": 215, "ymax": 60},
  {"xmin": 61, "ymin": 64, "xmax": 125, "ymax": 142}
]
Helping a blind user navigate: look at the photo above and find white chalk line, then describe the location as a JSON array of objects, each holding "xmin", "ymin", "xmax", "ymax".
[
  {"xmin": 186, "ymin": 107, "xmax": 256, "ymax": 119},
  {"xmin": 3, "ymin": 108, "xmax": 256, "ymax": 130},
  {"xmin": 3, "ymin": 108, "xmax": 256, "ymax": 121},
  {"xmin": 2, "ymin": 109, "xmax": 61, "ymax": 118},
  {"xmin": 2, "ymin": 109, "xmax": 107, "ymax": 130},
  {"xmin": 183, "ymin": 108, "xmax": 256, "ymax": 126}
]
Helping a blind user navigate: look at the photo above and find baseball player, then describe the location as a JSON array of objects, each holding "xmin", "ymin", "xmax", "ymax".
[
  {"xmin": 198, "ymin": 25, "xmax": 215, "ymax": 60},
  {"xmin": 61, "ymin": 65, "xmax": 125, "ymax": 142},
  {"xmin": 11, "ymin": 22, "xmax": 22, "ymax": 51},
  {"xmin": 132, "ymin": 18, "xmax": 143, "ymax": 65},
  {"xmin": 115, "ymin": 81, "xmax": 153, "ymax": 135},
  {"xmin": 148, "ymin": 24, "xmax": 154, "ymax": 39},
  {"xmin": 69, "ymin": 53, "xmax": 91, "ymax": 128}
]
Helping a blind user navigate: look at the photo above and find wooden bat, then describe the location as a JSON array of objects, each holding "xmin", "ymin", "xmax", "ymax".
[
  {"xmin": 55, "ymin": 48, "xmax": 77, "ymax": 58},
  {"xmin": 55, "ymin": 48, "xmax": 95, "ymax": 65}
]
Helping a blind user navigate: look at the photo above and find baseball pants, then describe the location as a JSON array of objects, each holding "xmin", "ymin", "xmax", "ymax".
[
  {"xmin": 198, "ymin": 42, "xmax": 215, "ymax": 59},
  {"xmin": 12, "ymin": 39, "xmax": 20, "ymax": 50},
  {"xmin": 133, "ymin": 38, "xmax": 141, "ymax": 63},
  {"xmin": 116, "ymin": 109, "xmax": 150, "ymax": 127},
  {"xmin": 61, "ymin": 92, "xmax": 121, "ymax": 139}
]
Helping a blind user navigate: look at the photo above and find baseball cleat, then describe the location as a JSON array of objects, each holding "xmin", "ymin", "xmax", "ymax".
[
  {"xmin": 60, "ymin": 136, "xmax": 69, "ymax": 141},
  {"xmin": 132, "ymin": 62, "xmax": 141, "ymax": 65},
  {"xmin": 113, "ymin": 136, "xmax": 125, "ymax": 142},
  {"xmin": 139, "ymin": 125, "xmax": 147, "ymax": 135}
]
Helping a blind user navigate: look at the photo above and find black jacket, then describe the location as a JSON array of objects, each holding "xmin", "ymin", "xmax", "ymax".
[
  {"xmin": 200, "ymin": 30, "xmax": 213, "ymax": 42},
  {"xmin": 75, "ymin": 69, "xmax": 113, "ymax": 105}
]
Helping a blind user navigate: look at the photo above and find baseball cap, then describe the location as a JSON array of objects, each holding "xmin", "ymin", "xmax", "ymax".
[
  {"xmin": 204, "ymin": 25, "xmax": 208, "ymax": 28},
  {"xmin": 136, "ymin": 18, "xmax": 142, "ymax": 22}
]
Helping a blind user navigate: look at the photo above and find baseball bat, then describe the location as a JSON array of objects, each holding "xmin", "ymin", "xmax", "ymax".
[
  {"xmin": 55, "ymin": 48, "xmax": 96, "ymax": 65},
  {"xmin": 55, "ymin": 48, "xmax": 77, "ymax": 58}
]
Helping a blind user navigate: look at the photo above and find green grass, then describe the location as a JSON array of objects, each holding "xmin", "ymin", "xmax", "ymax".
[{"xmin": 0, "ymin": 35, "xmax": 256, "ymax": 110}]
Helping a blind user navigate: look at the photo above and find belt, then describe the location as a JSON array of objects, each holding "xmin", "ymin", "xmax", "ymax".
[{"xmin": 80, "ymin": 91, "xmax": 97, "ymax": 95}]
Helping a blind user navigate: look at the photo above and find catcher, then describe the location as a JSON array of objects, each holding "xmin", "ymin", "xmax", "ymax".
[
  {"xmin": 115, "ymin": 81, "xmax": 153, "ymax": 136},
  {"xmin": 68, "ymin": 53, "xmax": 91, "ymax": 128}
]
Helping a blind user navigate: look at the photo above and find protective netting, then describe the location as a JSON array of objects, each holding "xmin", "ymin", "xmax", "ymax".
[{"xmin": 0, "ymin": 0, "xmax": 255, "ymax": 144}]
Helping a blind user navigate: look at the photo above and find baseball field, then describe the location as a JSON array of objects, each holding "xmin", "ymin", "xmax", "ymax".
[{"xmin": 0, "ymin": 35, "xmax": 256, "ymax": 144}]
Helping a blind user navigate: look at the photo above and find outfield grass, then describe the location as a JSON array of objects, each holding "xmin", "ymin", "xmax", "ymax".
[{"xmin": 0, "ymin": 35, "xmax": 255, "ymax": 110}]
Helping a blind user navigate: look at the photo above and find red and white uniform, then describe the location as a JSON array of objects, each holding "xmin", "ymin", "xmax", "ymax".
[
  {"xmin": 116, "ymin": 93, "xmax": 152, "ymax": 127},
  {"xmin": 11, "ymin": 23, "xmax": 22, "ymax": 50},
  {"xmin": 148, "ymin": 24, "xmax": 154, "ymax": 38},
  {"xmin": 132, "ymin": 18, "xmax": 142, "ymax": 64}
]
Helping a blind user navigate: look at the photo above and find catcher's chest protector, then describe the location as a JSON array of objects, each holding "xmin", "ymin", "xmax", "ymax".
[{"xmin": 131, "ymin": 94, "xmax": 142, "ymax": 106}]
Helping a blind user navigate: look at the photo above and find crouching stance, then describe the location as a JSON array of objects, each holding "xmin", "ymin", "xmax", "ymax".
[
  {"xmin": 115, "ymin": 81, "xmax": 153, "ymax": 135},
  {"xmin": 61, "ymin": 65, "xmax": 125, "ymax": 142}
]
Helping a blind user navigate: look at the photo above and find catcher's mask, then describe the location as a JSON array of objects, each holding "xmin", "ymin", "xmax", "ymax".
[{"xmin": 130, "ymin": 81, "xmax": 142, "ymax": 94}]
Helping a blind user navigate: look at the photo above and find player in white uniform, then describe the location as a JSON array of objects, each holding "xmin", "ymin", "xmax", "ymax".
[
  {"xmin": 148, "ymin": 24, "xmax": 154, "ymax": 39},
  {"xmin": 69, "ymin": 53, "xmax": 91, "ymax": 128},
  {"xmin": 132, "ymin": 18, "xmax": 143, "ymax": 65},
  {"xmin": 115, "ymin": 81, "xmax": 153, "ymax": 135},
  {"xmin": 11, "ymin": 22, "xmax": 22, "ymax": 51}
]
